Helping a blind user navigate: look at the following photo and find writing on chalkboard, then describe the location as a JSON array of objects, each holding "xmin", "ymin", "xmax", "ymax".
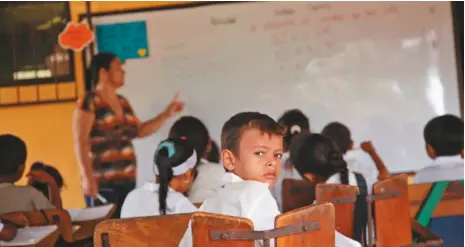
[
  {"xmin": 275, "ymin": 8, "xmax": 295, "ymax": 16},
  {"xmin": 307, "ymin": 4, "xmax": 331, "ymax": 11},
  {"xmin": 264, "ymin": 20, "xmax": 296, "ymax": 31},
  {"xmin": 210, "ymin": 16, "xmax": 236, "ymax": 25}
]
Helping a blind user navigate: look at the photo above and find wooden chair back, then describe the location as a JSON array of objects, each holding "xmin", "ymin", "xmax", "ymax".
[
  {"xmin": 191, "ymin": 212, "xmax": 254, "ymax": 247},
  {"xmin": 371, "ymin": 174, "xmax": 412, "ymax": 247},
  {"xmin": 93, "ymin": 213, "xmax": 193, "ymax": 247},
  {"xmin": 275, "ymin": 203, "xmax": 335, "ymax": 247},
  {"xmin": 282, "ymin": 179, "xmax": 316, "ymax": 212},
  {"xmin": 409, "ymin": 180, "xmax": 464, "ymax": 218},
  {"xmin": 315, "ymin": 184, "xmax": 358, "ymax": 238}
]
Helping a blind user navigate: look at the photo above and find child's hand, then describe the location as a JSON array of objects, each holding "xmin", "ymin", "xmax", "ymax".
[
  {"xmin": 27, "ymin": 170, "xmax": 55, "ymax": 185},
  {"xmin": 0, "ymin": 213, "xmax": 29, "ymax": 227},
  {"xmin": 378, "ymin": 169, "xmax": 390, "ymax": 181},
  {"xmin": 360, "ymin": 141, "xmax": 376, "ymax": 154},
  {"xmin": 164, "ymin": 92, "xmax": 184, "ymax": 117}
]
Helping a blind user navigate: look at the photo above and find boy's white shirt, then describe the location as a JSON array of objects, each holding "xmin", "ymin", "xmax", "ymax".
[
  {"xmin": 0, "ymin": 221, "xmax": 3, "ymax": 232},
  {"xmin": 414, "ymin": 155, "xmax": 464, "ymax": 184},
  {"xmin": 188, "ymin": 159, "xmax": 226, "ymax": 204},
  {"xmin": 120, "ymin": 183, "xmax": 197, "ymax": 218},
  {"xmin": 178, "ymin": 172, "xmax": 361, "ymax": 247},
  {"xmin": 270, "ymin": 152, "xmax": 302, "ymax": 211},
  {"xmin": 344, "ymin": 149, "xmax": 378, "ymax": 194}
]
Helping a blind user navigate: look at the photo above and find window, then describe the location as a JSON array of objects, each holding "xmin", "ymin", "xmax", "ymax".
[{"xmin": 0, "ymin": 2, "xmax": 74, "ymax": 87}]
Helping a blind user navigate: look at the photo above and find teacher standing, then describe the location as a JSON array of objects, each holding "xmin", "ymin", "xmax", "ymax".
[{"xmin": 72, "ymin": 53, "xmax": 183, "ymax": 217}]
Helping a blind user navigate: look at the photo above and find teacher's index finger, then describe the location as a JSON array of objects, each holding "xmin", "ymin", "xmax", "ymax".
[{"xmin": 173, "ymin": 92, "xmax": 180, "ymax": 101}]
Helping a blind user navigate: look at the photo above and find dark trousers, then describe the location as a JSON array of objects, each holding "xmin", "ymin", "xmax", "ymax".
[{"xmin": 85, "ymin": 181, "xmax": 135, "ymax": 219}]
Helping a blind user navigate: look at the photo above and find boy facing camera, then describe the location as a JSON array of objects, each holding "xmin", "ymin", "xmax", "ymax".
[
  {"xmin": 179, "ymin": 112, "xmax": 360, "ymax": 247},
  {"xmin": 414, "ymin": 114, "xmax": 464, "ymax": 184},
  {"xmin": 0, "ymin": 134, "xmax": 57, "ymax": 214},
  {"xmin": 179, "ymin": 112, "xmax": 285, "ymax": 247}
]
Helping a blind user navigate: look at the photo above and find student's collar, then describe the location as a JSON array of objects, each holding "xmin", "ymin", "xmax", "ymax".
[
  {"xmin": 222, "ymin": 172, "xmax": 244, "ymax": 183},
  {"xmin": 143, "ymin": 182, "xmax": 159, "ymax": 192},
  {"xmin": 431, "ymin": 155, "xmax": 463, "ymax": 166},
  {"xmin": 200, "ymin": 158, "xmax": 209, "ymax": 164}
]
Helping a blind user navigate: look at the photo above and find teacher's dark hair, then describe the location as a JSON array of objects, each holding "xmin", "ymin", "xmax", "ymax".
[
  {"xmin": 85, "ymin": 53, "xmax": 117, "ymax": 91},
  {"xmin": 155, "ymin": 138, "xmax": 196, "ymax": 215}
]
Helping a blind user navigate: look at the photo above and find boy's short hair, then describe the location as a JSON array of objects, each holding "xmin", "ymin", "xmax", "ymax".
[
  {"xmin": 169, "ymin": 116, "xmax": 210, "ymax": 157},
  {"xmin": 221, "ymin": 112, "xmax": 286, "ymax": 155},
  {"xmin": 0, "ymin": 134, "xmax": 27, "ymax": 175},
  {"xmin": 424, "ymin": 114, "xmax": 464, "ymax": 156},
  {"xmin": 321, "ymin": 122, "xmax": 351, "ymax": 153}
]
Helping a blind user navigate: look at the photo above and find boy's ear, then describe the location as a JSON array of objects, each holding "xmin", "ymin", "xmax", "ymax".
[
  {"xmin": 349, "ymin": 140, "xmax": 354, "ymax": 150},
  {"xmin": 221, "ymin": 149, "xmax": 236, "ymax": 172},
  {"xmin": 426, "ymin": 143, "xmax": 436, "ymax": 159}
]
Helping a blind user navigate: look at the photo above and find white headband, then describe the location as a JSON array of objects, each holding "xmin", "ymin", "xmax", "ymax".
[
  {"xmin": 290, "ymin": 125, "xmax": 302, "ymax": 134},
  {"xmin": 153, "ymin": 150, "xmax": 197, "ymax": 176}
]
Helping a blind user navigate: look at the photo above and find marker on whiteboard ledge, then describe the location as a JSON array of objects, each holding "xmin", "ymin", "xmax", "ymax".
[{"xmin": 97, "ymin": 193, "xmax": 108, "ymax": 204}]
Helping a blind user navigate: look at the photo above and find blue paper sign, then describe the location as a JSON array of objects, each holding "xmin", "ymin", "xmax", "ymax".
[{"xmin": 95, "ymin": 21, "xmax": 149, "ymax": 61}]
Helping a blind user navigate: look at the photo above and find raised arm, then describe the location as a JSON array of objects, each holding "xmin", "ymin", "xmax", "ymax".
[
  {"xmin": 137, "ymin": 92, "xmax": 184, "ymax": 138},
  {"xmin": 72, "ymin": 107, "xmax": 98, "ymax": 197},
  {"xmin": 360, "ymin": 141, "xmax": 390, "ymax": 180}
]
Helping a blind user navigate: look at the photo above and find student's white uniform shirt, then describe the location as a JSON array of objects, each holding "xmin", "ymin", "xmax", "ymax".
[
  {"xmin": 344, "ymin": 149, "xmax": 378, "ymax": 194},
  {"xmin": 188, "ymin": 159, "xmax": 226, "ymax": 204},
  {"xmin": 121, "ymin": 183, "xmax": 198, "ymax": 218},
  {"xmin": 414, "ymin": 155, "xmax": 464, "ymax": 184},
  {"xmin": 0, "ymin": 221, "xmax": 3, "ymax": 232},
  {"xmin": 326, "ymin": 169, "xmax": 374, "ymax": 195},
  {"xmin": 179, "ymin": 173, "xmax": 361, "ymax": 247},
  {"xmin": 270, "ymin": 152, "xmax": 302, "ymax": 211}
]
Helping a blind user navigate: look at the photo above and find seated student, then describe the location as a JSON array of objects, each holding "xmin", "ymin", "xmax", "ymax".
[
  {"xmin": 271, "ymin": 109, "xmax": 310, "ymax": 211},
  {"xmin": 27, "ymin": 162, "xmax": 64, "ymax": 208},
  {"xmin": 0, "ymin": 134, "xmax": 57, "ymax": 214},
  {"xmin": 204, "ymin": 140, "xmax": 220, "ymax": 163},
  {"xmin": 291, "ymin": 133, "xmax": 369, "ymax": 243},
  {"xmin": 179, "ymin": 112, "xmax": 361, "ymax": 247},
  {"xmin": 414, "ymin": 114, "xmax": 464, "ymax": 184},
  {"xmin": 168, "ymin": 116, "xmax": 225, "ymax": 204},
  {"xmin": 121, "ymin": 138, "xmax": 198, "ymax": 218},
  {"xmin": 322, "ymin": 122, "xmax": 389, "ymax": 192}
]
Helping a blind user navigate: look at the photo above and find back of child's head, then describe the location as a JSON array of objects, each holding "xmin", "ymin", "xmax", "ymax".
[
  {"xmin": 423, "ymin": 114, "xmax": 464, "ymax": 157},
  {"xmin": 277, "ymin": 109, "xmax": 310, "ymax": 151},
  {"xmin": 321, "ymin": 122, "xmax": 352, "ymax": 154},
  {"xmin": 205, "ymin": 140, "xmax": 220, "ymax": 163},
  {"xmin": 290, "ymin": 133, "xmax": 349, "ymax": 184},
  {"xmin": 0, "ymin": 134, "xmax": 27, "ymax": 180},
  {"xmin": 30, "ymin": 162, "xmax": 65, "ymax": 189},
  {"xmin": 168, "ymin": 116, "xmax": 210, "ymax": 158},
  {"xmin": 154, "ymin": 138, "xmax": 198, "ymax": 215},
  {"xmin": 221, "ymin": 111, "xmax": 286, "ymax": 155}
]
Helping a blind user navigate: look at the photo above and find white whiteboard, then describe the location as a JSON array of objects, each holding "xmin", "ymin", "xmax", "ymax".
[{"xmin": 91, "ymin": 2, "xmax": 460, "ymax": 187}]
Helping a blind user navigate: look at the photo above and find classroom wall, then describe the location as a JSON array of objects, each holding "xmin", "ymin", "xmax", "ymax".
[{"xmin": 0, "ymin": 1, "xmax": 183, "ymax": 209}]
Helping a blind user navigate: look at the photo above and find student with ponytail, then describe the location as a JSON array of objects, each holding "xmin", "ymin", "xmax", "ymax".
[
  {"xmin": 291, "ymin": 133, "xmax": 367, "ymax": 245},
  {"xmin": 121, "ymin": 138, "xmax": 198, "ymax": 218},
  {"xmin": 271, "ymin": 109, "xmax": 310, "ymax": 211}
]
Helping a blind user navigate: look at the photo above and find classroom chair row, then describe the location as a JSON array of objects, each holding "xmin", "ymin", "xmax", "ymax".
[{"xmin": 93, "ymin": 175, "xmax": 459, "ymax": 247}]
